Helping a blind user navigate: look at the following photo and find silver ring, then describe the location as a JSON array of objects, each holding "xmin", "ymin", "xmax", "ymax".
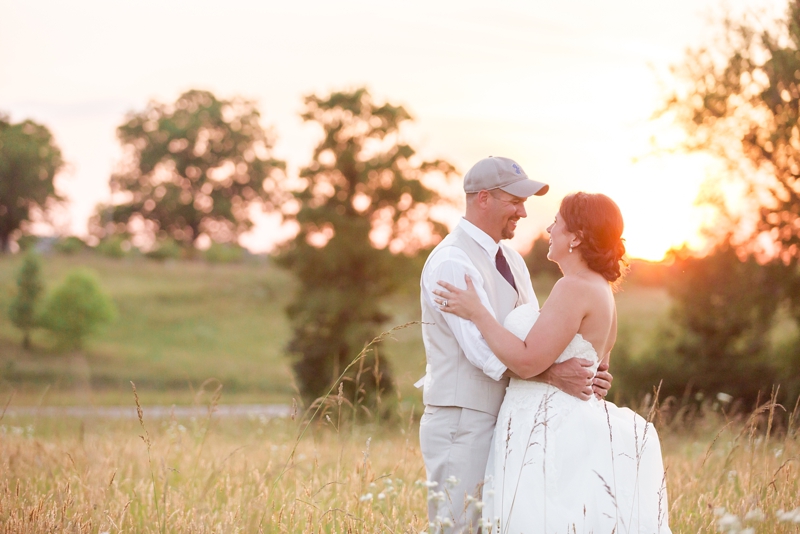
[{"xmin": 442, "ymin": 299, "xmax": 448, "ymax": 307}]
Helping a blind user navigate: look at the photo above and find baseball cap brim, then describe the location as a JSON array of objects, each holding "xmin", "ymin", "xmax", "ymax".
[{"xmin": 499, "ymin": 179, "xmax": 549, "ymax": 198}]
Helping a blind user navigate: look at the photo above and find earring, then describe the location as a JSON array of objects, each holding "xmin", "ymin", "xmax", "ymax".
[{"xmin": 569, "ymin": 245, "xmax": 573, "ymax": 253}]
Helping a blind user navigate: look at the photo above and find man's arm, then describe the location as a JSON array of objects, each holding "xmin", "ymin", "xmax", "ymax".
[
  {"xmin": 423, "ymin": 251, "xmax": 508, "ymax": 381},
  {"xmin": 515, "ymin": 358, "xmax": 613, "ymax": 401},
  {"xmin": 527, "ymin": 359, "xmax": 596, "ymax": 400}
]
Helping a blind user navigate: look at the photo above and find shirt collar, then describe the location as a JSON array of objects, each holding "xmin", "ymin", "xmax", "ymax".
[{"xmin": 457, "ymin": 218, "xmax": 500, "ymax": 259}]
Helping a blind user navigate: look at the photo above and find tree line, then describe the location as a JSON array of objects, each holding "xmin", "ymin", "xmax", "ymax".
[{"xmin": 6, "ymin": 0, "xmax": 800, "ymax": 411}]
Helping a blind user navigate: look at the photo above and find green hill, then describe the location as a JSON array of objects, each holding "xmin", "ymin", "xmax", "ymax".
[{"xmin": 0, "ymin": 253, "xmax": 671, "ymax": 406}]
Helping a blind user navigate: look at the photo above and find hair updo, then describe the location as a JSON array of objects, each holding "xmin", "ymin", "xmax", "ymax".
[{"xmin": 559, "ymin": 192, "xmax": 628, "ymax": 283}]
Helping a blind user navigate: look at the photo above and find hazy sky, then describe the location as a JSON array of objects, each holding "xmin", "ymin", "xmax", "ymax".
[{"xmin": 0, "ymin": 0, "xmax": 785, "ymax": 260}]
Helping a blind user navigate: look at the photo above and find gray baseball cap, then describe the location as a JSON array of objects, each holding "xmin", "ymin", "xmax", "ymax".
[{"xmin": 463, "ymin": 156, "xmax": 549, "ymax": 197}]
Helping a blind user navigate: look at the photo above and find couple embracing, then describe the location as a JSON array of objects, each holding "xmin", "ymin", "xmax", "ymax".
[{"xmin": 418, "ymin": 157, "xmax": 671, "ymax": 533}]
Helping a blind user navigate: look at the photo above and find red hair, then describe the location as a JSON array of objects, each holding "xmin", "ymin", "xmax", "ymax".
[{"xmin": 559, "ymin": 192, "xmax": 628, "ymax": 283}]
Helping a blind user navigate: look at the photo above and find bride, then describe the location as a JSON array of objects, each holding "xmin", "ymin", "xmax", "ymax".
[{"xmin": 434, "ymin": 192, "xmax": 671, "ymax": 534}]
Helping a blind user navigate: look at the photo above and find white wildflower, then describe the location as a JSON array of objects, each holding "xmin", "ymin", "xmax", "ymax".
[
  {"xmin": 439, "ymin": 517, "xmax": 454, "ymax": 528},
  {"xmin": 717, "ymin": 512, "xmax": 741, "ymax": 530},
  {"xmin": 744, "ymin": 508, "xmax": 764, "ymax": 522},
  {"xmin": 423, "ymin": 480, "xmax": 439, "ymax": 488},
  {"xmin": 445, "ymin": 475, "xmax": 459, "ymax": 488},
  {"xmin": 359, "ymin": 493, "xmax": 373, "ymax": 502},
  {"xmin": 713, "ymin": 507, "xmax": 726, "ymax": 517},
  {"xmin": 377, "ymin": 492, "xmax": 385, "ymax": 500},
  {"xmin": 428, "ymin": 490, "xmax": 446, "ymax": 503},
  {"xmin": 474, "ymin": 501, "xmax": 485, "ymax": 511},
  {"xmin": 716, "ymin": 392, "xmax": 733, "ymax": 403}
]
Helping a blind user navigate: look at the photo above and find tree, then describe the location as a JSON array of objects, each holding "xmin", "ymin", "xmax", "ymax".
[
  {"xmin": 663, "ymin": 1, "xmax": 800, "ymax": 319},
  {"xmin": 39, "ymin": 269, "xmax": 117, "ymax": 350},
  {"xmin": 0, "ymin": 114, "xmax": 64, "ymax": 252},
  {"xmin": 523, "ymin": 233, "xmax": 562, "ymax": 281},
  {"xmin": 96, "ymin": 90, "xmax": 285, "ymax": 248},
  {"xmin": 615, "ymin": 241, "xmax": 785, "ymax": 405},
  {"xmin": 8, "ymin": 252, "xmax": 44, "ymax": 350},
  {"xmin": 278, "ymin": 87, "xmax": 457, "ymax": 408}
]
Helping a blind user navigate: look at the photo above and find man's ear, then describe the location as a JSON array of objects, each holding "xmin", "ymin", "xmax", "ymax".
[{"xmin": 476, "ymin": 190, "xmax": 491, "ymax": 209}]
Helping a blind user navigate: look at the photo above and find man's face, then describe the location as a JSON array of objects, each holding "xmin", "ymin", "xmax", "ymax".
[{"xmin": 487, "ymin": 189, "xmax": 528, "ymax": 240}]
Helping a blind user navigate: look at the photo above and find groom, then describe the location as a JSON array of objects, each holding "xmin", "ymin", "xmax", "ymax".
[{"xmin": 418, "ymin": 156, "xmax": 612, "ymax": 532}]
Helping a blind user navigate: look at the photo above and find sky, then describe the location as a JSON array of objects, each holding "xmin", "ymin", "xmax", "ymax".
[{"xmin": 0, "ymin": 0, "xmax": 786, "ymax": 260}]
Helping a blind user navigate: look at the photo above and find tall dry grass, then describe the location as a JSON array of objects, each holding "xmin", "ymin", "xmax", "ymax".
[{"xmin": 1, "ymin": 389, "xmax": 798, "ymax": 533}]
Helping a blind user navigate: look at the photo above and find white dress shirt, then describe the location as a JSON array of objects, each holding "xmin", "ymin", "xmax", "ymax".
[{"xmin": 420, "ymin": 219, "xmax": 537, "ymax": 381}]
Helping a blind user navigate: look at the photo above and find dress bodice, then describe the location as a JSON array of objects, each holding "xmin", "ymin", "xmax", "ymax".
[{"xmin": 502, "ymin": 303, "xmax": 599, "ymax": 388}]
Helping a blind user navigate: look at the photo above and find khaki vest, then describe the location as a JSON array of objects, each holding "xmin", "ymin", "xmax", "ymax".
[{"xmin": 420, "ymin": 226, "xmax": 530, "ymax": 415}]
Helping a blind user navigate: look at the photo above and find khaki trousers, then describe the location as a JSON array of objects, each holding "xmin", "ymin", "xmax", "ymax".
[{"xmin": 419, "ymin": 405, "xmax": 497, "ymax": 533}]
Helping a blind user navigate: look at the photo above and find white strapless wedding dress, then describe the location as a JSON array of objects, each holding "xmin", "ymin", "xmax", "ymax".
[{"xmin": 482, "ymin": 304, "xmax": 671, "ymax": 534}]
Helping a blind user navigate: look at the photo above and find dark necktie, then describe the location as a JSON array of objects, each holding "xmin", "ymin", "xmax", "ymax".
[{"xmin": 495, "ymin": 248, "xmax": 517, "ymax": 291}]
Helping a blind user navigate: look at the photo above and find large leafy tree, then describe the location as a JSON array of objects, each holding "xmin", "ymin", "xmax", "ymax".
[
  {"xmin": 0, "ymin": 115, "xmax": 64, "ymax": 252},
  {"xmin": 278, "ymin": 87, "xmax": 456, "ymax": 408},
  {"xmin": 614, "ymin": 241, "xmax": 789, "ymax": 405},
  {"xmin": 97, "ymin": 90, "xmax": 285, "ymax": 247},
  {"xmin": 663, "ymin": 1, "xmax": 800, "ymax": 319}
]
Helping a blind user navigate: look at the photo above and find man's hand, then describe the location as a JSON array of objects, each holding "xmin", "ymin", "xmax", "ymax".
[
  {"xmin": 536, "ymin": 358, "xmax": 595, "ymax": 401},
  {"xmin": 592, "ymin": 361, "xmax": 613, "ymax": 400}
]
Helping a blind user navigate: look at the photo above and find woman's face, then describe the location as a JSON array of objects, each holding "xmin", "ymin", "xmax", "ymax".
[{"xmin": 546, "ymin": 211, "xmax": 573, "ymax": 262}]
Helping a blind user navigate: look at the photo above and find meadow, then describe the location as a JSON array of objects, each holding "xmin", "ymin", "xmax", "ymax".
[
  {"xmin": 1, "ymin": 391, "xmax": 798, "ymax": 532},
  {"xmin": 1, "ymin": 253, "xmax": 798, "ymax": 532},
  {"xmin": 0, "ymin": 253, "xmax": 669, "ymax": 407}
]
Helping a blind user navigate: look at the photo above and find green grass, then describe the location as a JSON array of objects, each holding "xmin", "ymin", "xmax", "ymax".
[{"xmin": 0, "ymin": 253, "xmax": 671, "ymax": 407}]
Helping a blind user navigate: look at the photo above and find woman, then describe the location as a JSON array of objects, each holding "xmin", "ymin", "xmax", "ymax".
[{"xmin": 434, "ymin": 192, "xmax": 671, "ymax": 533}]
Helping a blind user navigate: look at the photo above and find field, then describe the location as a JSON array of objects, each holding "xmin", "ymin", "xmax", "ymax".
[
  {"xmin": 1, "ymin": 396, "xmax": 798, "ymax": 532},
  {"xmin": 1, "ymin": 253, "xmax": 798, "ymax": 532}
]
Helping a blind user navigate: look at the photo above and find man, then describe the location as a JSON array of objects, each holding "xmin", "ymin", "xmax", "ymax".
[{"xmin": 418, "ymin": 156, "xmax": 612, "ymax": 532}]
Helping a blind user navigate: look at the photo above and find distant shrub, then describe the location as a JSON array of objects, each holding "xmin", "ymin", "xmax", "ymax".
[
  {"xmin": 39, "ymin": 269, "xmax": 116, "ymax": 350},
  {"xmin": 204, "ymin": 242, "xmax": 245, "ymax": 264},
  {"xmin": 145, "ymin": 239, "xmax": 182, "ymax": 261},
  {"xmin": 8, "ymin": 252, "xmax": 44, "ymax": 350},
  {"xmin": 54, "ymin": 236, "xmax": 86, "ymax": 255},
  {"xmin": 523, "ymin": 233, "xmax": 562, "ymax": 279},
  {"xmin": 15, "ymin": 235, "xmax": 39, "ymax": 252},
  {"xmin": 96, "ymin": 235, "xmax": 133, "ymax": 258}
]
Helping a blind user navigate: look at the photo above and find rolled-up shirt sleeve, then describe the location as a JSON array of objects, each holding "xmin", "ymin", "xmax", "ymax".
[{"xmin": 423, "ymin": 251, "xmax": 508, "ymax": 381}]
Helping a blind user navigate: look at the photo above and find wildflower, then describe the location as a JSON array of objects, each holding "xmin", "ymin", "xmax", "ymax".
[
  {"xmin": 445, "ymin": 475, "xmax": 459, "ymax": 488},
  {"xmin": 377, "ymin": 492, "xmax": 386, "ymax": 500},
  {"xmin": 716, "ymin": 512, "xmax": 741, "ymax": 531},
  {"xmin": 439, "ymin": 517, "xmax": 454, "ymax": 528},
  {"xmin": 726, "ymin": 470, "xmax": 737, "ymax": 481},
  {"xmin": 777, "ymin": 507, "xmax": 800, "ymax": 522},
  {"xmin": 428, "ymin": 490, "xmax": 446, "ymax": 502},
  {"xmin": 474, "ymin": 501, "xmax": 485, "ymax": 511},
  {"xmin": 423, "ymin": 480, "xmax": 439, "ymax": 488},
  {"xmin": 714, "ymin": 507, "xmax": 726, "ymax": 516},
  {"xmin": 716, "ymin": 392, "xmax": 733, "ymax": 403},
  {"xmin": 369, "ymin": 482, "xmax": 377, "ymax": 489},
  {"xmin": 744, "ymin": 508, "xmax": 764, "ymax": 522},
  {"xmin": 485, "ymin": 489, "xmax": 495, "ymax": 497},
  {"xmin": 359, "ymin": 493, "xmax": 373, "ymax": 502}
]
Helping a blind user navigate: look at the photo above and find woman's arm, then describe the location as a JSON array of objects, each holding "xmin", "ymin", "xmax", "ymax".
[{"xmin": 435, "ymin": 275, "xmax": 587, "ymax": 379}]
